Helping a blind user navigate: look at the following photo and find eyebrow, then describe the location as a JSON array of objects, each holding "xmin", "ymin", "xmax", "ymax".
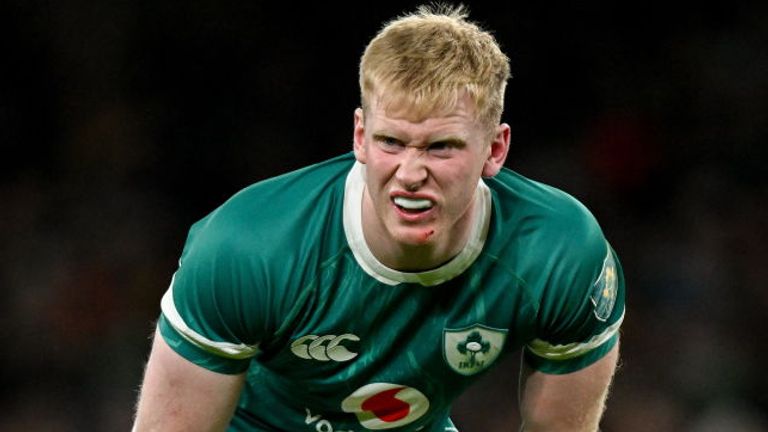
[
  {"xmin": 429, "ymin": 137, "xmax": 466, "ymax": 148},
  {"xmin": 372, "ymin": 133, "xmax": 399, "ymax": 140},
  {"xmin": 372, "ymin": 132, "xmax": 467, "ymax": 148}
]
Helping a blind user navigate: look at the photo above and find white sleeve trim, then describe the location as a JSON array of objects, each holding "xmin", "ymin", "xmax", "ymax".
[
  {"xmin": 526, "ymin": 309, "xmax": 624, "ymax": 361},
  {"xmin": 160, "ymin": 274, "xmax": 259, "ymax": 360}
]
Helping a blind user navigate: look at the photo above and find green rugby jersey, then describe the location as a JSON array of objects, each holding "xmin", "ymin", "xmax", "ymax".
[{"xmin": 158, "ymin": 152, "xmax": 625, "ymax": 431}]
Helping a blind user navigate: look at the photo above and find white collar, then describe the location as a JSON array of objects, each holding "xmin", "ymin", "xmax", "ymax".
[{"xmin": 342, "ymin": 162, "xmax": 491, "ymax": 286}]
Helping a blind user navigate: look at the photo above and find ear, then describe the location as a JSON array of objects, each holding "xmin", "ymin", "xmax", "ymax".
[
  {"xmin": 482, "ymin": 123, "xmax": 511, "ymax": 177},
  {"xmin": 353, "ymin": 108, "xmax": 367, "ymax": 164}
]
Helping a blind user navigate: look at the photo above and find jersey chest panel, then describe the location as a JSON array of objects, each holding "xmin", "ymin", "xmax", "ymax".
[{"xmin": 238, "ymin": 251, "xmax": 533, "ymax": 431}]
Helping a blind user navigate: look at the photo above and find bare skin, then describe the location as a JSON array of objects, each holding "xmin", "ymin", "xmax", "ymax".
[
  {"xmin": 133, "ymin": 330, "xmax": 245, "ymax": 432},
  {"xmin": 519, "ymin": 342, "xmax": 620, "ymax": 431}
]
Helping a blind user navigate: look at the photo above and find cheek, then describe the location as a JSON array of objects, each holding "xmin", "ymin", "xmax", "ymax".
[
  {"xmin": 440, "ymin": 163, "xmax": 480, "ymax": 209},
  {"xmin": 364, "ymin": 161, "xmax": 391, "ymax": 201},
  {"xmin": 366, "ymin": 152, "xmax": 398, "ymax": 181}
]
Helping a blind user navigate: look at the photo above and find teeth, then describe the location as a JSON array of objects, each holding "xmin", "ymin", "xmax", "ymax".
[{"xmin": 393, "ymin": 196, "xmax": 433, "ymax": 210}]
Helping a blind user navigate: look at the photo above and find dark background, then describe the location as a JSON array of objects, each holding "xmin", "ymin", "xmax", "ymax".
[{"xmin": 1, "ymin": 1, "xmax": 767, "ymax": 430}]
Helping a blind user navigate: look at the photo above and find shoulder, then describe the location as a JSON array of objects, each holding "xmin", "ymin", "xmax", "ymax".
[
  {"xmin": 485, "ymin": 172, "xmax": 625, "ymax": 373},
  {"xmin": 187, "ymin": 153, "xmax": 354, "ymax": 254},
  {"xmin": 207, "ymin": 152, "xmax": 353, "ymax": 226},
  {"xmin": 170, "ymin": 153, "xmax": 354, "ymax": 297},
  {"xmin": 484, "ymin": 168, "xmax": 616, "ymax": 323},
  {"xmin": 174, "ymin": 155, "xmax": 354, "ymax": 280},
  {"xmin": 485, "ymin": 167, "xmax": 606, "ymax": 265}
]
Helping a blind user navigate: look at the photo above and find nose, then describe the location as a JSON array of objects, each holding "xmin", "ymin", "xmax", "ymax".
[{"xmin": 395, "ymin": 148, "xmax": 428, "ymax": 191}]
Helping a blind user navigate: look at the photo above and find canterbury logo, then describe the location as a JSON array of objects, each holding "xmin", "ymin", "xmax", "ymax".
[{"xmin": 290, "ymin": 334, "xmax": 360, "ymax": 362}]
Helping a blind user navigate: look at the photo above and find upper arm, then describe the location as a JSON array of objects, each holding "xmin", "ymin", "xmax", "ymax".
[
  {"xmin": 519, "ymin": 341, "xmax": 619, "ymax": 432},
  {"xmin": 132, "ymin": 206, "xmax": 275, "ymax": 430},
  {"xmin": 524, "ymin": 240, "xmax": 625, "ymax": 374},
  {"xmin": 518, "ymin": 213, "xmax": 625, "ymax": 429},
  {"xmin": 133, "ymin": 328, "xmax": 246, "ymax": 432}
]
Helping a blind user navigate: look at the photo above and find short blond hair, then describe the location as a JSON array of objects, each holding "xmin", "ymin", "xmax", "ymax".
[{"xmin": 359, "ymin": 3, "xmax": 510, "ymax": 129}]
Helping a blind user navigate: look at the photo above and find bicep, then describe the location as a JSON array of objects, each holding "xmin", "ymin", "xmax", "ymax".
[
  {"xmin": 519, "ymin": 341, "xmax": 619, "ymax": 432},
  {"xmin": 133, "ymin": 328, "xmax": 246, "ymax": 432}
]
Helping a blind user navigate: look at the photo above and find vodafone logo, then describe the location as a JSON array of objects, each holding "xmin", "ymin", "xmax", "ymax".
[
  {"xmin": 341, "ymin": 383, "xmax": 430, "ymax": 430},
  {"xmin": 290, "ymin": 334, "xmax": 360, "ymax": 362}
]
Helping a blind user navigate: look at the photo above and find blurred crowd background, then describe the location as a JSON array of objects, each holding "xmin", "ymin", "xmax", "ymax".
[{"xmin": 1, "ymin": 2, "xmax": 766, "ymax": 430}]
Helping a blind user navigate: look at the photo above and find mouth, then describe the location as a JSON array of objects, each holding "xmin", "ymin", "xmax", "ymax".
[{"xmin": 392, "ymin": 195, "xmax": 435, "ymax": 215}]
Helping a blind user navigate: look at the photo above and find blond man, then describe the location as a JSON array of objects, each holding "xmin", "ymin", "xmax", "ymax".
[{"xmin": 134, "ymin": 4, "xmax": 624, "ymax": 431}]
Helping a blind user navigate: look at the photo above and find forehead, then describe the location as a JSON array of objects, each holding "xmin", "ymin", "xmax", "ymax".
[
  {"xmin": 368, "ymin": 86, "xmax": 477, "ymax": 119},
  {"xmin": 367, "ymin": 92, "xmax": 483, "ymax": 137}
]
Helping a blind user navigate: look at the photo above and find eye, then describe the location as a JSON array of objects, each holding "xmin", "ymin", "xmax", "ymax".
[
  {"xmin": 427, "ymin": 141, "xmax": 455, "ymax": 157},
  {"xmin": 382, "ymin": 136, "xmax": 401, "ymax": 146},
  {"xmin": 373, "ymin": 134, "xmax": 404, "ymax": 152}
]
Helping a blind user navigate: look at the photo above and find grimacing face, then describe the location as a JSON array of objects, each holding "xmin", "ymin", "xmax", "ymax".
[{"xmin": 353, "ymin": 93, "xmax": 510, "ymax": 269}]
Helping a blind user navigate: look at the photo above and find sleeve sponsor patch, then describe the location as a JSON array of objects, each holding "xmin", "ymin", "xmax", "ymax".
[{"xmin": 591, "ymin": 246, "xmax": 618, "ymax": 322}]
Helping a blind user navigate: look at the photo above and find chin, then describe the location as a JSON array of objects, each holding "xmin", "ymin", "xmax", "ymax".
[{"xmin": 390, "ymin": 226, "xmax": 438, "ymax": 246}]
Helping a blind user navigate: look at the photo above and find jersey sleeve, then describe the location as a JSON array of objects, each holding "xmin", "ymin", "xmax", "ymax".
[
  {"xmin": 158, "ymin": 214, "xmax": 271, "ymax": 375},
  {"xmin": 523, "ymin": 228, "xmax": 626, "ymax": 374}
]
